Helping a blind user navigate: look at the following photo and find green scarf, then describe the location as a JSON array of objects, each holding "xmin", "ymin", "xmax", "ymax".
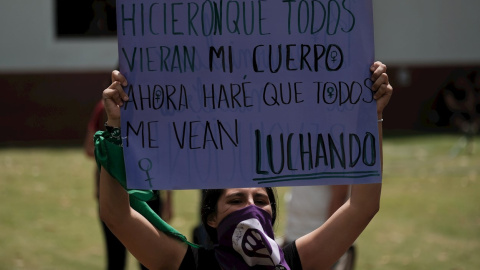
[{"xmin": 94, "ymin": 130, "xmax": 199, "ymax": 248}]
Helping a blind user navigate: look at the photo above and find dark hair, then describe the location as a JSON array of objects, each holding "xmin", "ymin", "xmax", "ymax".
[{"xmin": 200, "ymin": 188, "xmax": 278, "ymax": 244}]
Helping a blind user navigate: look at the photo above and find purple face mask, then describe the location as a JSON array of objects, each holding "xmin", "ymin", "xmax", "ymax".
[{"xmin": 214, "ymin": 205, "xmax": 290, "ymax": 270}]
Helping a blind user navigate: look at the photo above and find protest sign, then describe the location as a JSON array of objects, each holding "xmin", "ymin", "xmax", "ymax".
[{"xmin": 116, "ymin": 0, "xmax": 379, "ymax": 190}]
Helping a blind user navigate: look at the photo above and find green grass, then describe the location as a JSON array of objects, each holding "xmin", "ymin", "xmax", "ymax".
[
  {"xmin": 0, "ymin": 134, "xmax": 479, "ymax": 269},
  {"xmin": 357, "ymin": 134, "xmax": 480, "ymax": 270}
]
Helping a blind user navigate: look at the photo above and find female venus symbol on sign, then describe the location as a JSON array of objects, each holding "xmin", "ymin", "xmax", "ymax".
[
  {"xmin": 138, "ymin": 158, "xmax": 154, "ymax": 188},
  {"xmin": 326, "ymin": 45, "xmax": 343, "ymax": 71}
]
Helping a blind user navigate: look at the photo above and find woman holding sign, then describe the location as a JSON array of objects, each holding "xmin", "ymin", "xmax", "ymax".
[{"xmin": 96, "ymin": 61, "xmax": 392, "ymax": 270}]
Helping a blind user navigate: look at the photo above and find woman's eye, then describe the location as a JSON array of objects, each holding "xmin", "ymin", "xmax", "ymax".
[
  {"xmin": 255, "ymin": 200, "xmax": 268, "ymax": 205},
  {"xmin": 230, "ymin": 199, "xmax": 241, "ymax": 204}
]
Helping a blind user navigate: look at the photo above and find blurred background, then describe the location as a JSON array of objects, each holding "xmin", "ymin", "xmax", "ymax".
[{"xmin": 0, "ymin": 0, "xmax": 479, "ymax": 269}]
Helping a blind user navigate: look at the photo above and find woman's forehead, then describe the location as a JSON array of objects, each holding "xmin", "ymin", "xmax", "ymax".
[{"xmin": 222, "ymin": 188, "xmax": 268, "ymax": 197}]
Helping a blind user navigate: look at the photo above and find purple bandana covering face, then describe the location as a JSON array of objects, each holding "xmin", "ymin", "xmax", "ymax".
[{"xmin": 214, "ymin": 205, "xmax": 290, "ymax": 270}]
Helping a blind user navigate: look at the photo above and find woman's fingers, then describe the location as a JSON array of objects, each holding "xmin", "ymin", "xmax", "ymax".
[
  {"xmin": 103, "ymin": 81, "xmax": 128, "ymax": 106},
  {"xmin": 370, "ymin": 61, "xmax": 393, "ymax": 114},
  {"xmin": 370, "ymin": 61, "xmax": 387, "ymax": 81},
  {"xmin": 112, "ymin": 70, "xmax": 129, "ymax": 100},
  {"xmin": 375, "ymin": 84, "xmax": 393, "ymax": 115},
  {"xmin": 111, "ymin": 70, "xmax": 128, "ymax": 87},
  {"xmin": 372, "ymin": 73, "xmax": 390, "ymax": 99},
  {"xmin": 375, "ymin": 82, "xmax": 393, "ymax": 103},
  {"xmin": 370, "ymin": 61, "xmax": 391, "ymax": 98},
  {"xmin": 102, "ymin": 70, "xmax": 130, "ymax": 126},
  {"xmin": 104, "ymin": 71, "xmax": 129, "ymax": 105}
]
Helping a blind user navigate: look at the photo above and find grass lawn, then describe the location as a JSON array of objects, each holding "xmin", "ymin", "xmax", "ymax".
[{"xmin": 0, "ymin": 134, "xmax": 479, "ymax": 269}]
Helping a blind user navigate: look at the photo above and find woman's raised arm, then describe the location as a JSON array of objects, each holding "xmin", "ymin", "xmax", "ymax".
[
  {"xmin": 295, "ymin": 61, "xmax": 393, "ymax": 270},
  {"xmin": 98, "ymin": 70, "xmax": 188, "ymax": 270}
]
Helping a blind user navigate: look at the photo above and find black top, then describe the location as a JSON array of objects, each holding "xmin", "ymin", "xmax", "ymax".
[{"xmin": 179, "ymin": 241, "xmax": 303, "ymax": 270}]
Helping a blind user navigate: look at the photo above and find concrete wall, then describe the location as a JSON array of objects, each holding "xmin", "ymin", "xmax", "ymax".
[
  {"xmin": 0, "ymin": 1, "xmax": 117, "ymax": 72},
  {"xmin": 373, "ymin": 0, "xmax": 480, "ymax": 65}
]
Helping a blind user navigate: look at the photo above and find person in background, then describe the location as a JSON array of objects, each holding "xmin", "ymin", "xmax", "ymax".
[
  {"xmin": 283, "ymin": 185, "xmax": 355, "ymax": 269},
  {"xmin": 84, "ymin": 99, "xmax": 173, "ymax": 270},
  {"xmin": 192, "ymin": 189, "xmax": 214, "ymax": 249}
]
